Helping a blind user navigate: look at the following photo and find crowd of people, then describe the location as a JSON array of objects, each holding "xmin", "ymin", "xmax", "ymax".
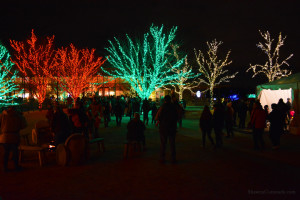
[
  {"xmin": 0, "ymin": 94, "xmax": 294, "ymax": 172},
  {"xmin": 199, "ymin": 97, "xmax": 293, "ymax": 151}
]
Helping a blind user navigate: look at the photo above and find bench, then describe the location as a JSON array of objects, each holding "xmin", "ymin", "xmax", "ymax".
[{"xmin": 89, "ymin": 138, "xmax": 105, "ymax": 153}]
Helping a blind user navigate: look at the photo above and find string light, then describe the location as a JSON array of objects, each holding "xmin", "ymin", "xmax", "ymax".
[
  {"xmin": 247, "ymin": 30, "xmax": 293, "ymax": 82},
  {"xmin": 10, "ymin": 30, "xmax": 55, "ymax": 108},
  {"xmin": 103, "ymin": 24, "xmax": 188, "ymax": 99},
  {"xmin": 52, "ymin": 44, "xmax": 106, "ymax": 101},
  {"xmin": 0, "ymin": 43, "xmax": 22, "ymax": 105},
  {"xmin": 194, "ymin": 39, "xmax": 238, "ymax": 107},
  {"xmin": 166, "ymin": 44, "xmax": 200, "ymax": 101}
]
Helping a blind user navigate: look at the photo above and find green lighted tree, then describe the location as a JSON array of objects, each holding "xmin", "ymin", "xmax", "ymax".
[
  {"xmin": 103, "ymin": 25, "xmax": 186, "ymax": 99},
  {"xmin": 194, "ymin": 39, "xmax": 238, "ymax": 107},
  {"xmin": 0, "ymin": 43, "xmax": 21, "ymax": 106}
]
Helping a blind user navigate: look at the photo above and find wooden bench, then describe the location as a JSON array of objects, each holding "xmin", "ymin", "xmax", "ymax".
[
  {"xmin": 19, "ymin": 145, "xmax": 48, "ymax": 166},
  {"xmin": 123, "ymin": 141, "xmax": 142, "ymax": 159},
  {"xmin": 89, "ymin": 138, "xmax": 105, "ymax": 153}
]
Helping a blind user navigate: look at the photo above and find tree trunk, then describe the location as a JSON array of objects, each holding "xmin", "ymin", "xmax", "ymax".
[
  {"xmin": 210, "ymin": 86, "xmax": 214, "ymax": 108},
  {"xmin": 179, "ymin": 86, "xmax": 183, "ymax": 101}
]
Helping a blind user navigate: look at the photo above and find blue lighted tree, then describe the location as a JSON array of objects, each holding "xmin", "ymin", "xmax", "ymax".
[
  {"xmin": 103, "ymin": 25, "xmax": 186, "ymax": 99},
  {"xmin": 0, "ymin": 43, "xmax": 21, "ymax": 106}
]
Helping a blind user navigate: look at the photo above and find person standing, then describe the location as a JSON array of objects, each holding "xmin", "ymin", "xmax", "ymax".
[
  {"xmin": 115, "ymin": 98, "xmax": 123, "ymax": 127},
  {"xmin": 102, "ymin": 98, "xmax": 111, "ymax": 128},
  {"xmin": 155, "ymin": 95, "xmax": 178, "ymax": 163},
  {"xmin": 127, "ymin": 113, "xmax": 146, "ymax": 151},
  {"xmin": 0, "ymin": 106, "xmax": 27, "ymax": 172},
  {"xmin": 249, "ymin": 103, "xmax": 267, "ymax": 151},
  {"xmin": 172, "ymin": 97, "xmax": 184, "ymax": 128},
  {"xmin": 268, "ymin": 103, "xmax": 285, "ymax": 150},
  {"xmin": 212, "ymin": 103, "xmax": 225, "ymax": 148},
  {"xmin": 51, "ymin": 105, "xmax": 72, "ymax": 146},
  {"xmin": 142, "ymin": 98, "xmax": 150, "ymax": 125},
  {"xmin": 225, "ymin": 102, "xmax": 234, "ymax": 138},
  {"xmin": 199, "ymin": 105, "xmax": 214, "ymax": 148},
  {"xmin": 238, "ymin": 99, "xmax": 248, "ymax": 129},
  {"xmin": 151, "ymin": 102, "xmax": 158, "ymax": 124}
]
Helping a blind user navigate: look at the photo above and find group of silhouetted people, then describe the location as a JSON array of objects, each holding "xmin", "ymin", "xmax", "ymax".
[
  {"xmin": 199, "ymin": 97, "xmax": 292, "ymax": 151},
  {"xmin": 1, "ymin": 94, "xmax": 293, "ymax": 172}
]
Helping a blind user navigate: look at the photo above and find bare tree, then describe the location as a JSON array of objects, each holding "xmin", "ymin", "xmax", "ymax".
[
  {"xmin": 194, "ymin": 39, "xmax": 238, "ymax": 107},
  {"xmin": 247, "ymin": 30, "xmax": 293, "ymax": 82}
]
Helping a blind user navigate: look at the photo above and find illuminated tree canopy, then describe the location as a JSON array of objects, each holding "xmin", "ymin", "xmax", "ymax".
[
  {"xmin": 0, "ymin": 43, "xmax": 20, "ymax": 105},
  {"xmin": 166, "ymin": 44, "xmax": 200, "ymax": 101},
  {"xmin": 10, "ymin": 30, "xmax": 55, "ymax": 108},
  {"xmin": 194, "ymin": 39, "xmax": 238, "ymax": 107},
  {"xmin": 50, "ymin": 44, "xmax": 106, "ymax": 101},
  {"xmin": 103, "ymin": 24, "xmax": 187, "ymax": 99},
  {"xmin": 247, "ymin": 30, "xmax": 293, "ymax": 82}
]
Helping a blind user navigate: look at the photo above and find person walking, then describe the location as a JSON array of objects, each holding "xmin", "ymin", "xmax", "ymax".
[
  {"xmin": 0, "ymin": 106, "xmax": 27, "ymax": 172},
  {"xmin": 199, "ymin": 105, "xmax": 214, "ymax": 148},
  {"xmin": 155, "ymin": 95, "xmax": 178, "ymax": 163}
]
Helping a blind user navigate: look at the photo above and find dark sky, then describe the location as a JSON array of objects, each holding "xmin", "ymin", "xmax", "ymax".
[{"xmin": 0, "ymin": 0, "xmax": 299, "ymax": 92}]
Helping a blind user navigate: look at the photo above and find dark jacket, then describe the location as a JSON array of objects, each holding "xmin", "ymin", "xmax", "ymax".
[
  {"xmin": 0, "ymin": 109, "xmax": 27, "ymax": 144},
  {"xmin": 155, "ymin": 102, "xmax": 178, "ymax": 134},
  {"xmin": 127, "ymin": 119, "xmax": 145, "ymax": 141},
  {"xmin": 200, "ymin": 109, "xmax": 213, "ymax": 131}
]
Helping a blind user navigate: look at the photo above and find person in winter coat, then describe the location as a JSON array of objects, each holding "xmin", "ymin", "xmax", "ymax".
[
  {"xmin": 51, "ymin": 105, "xmax": 72, "ymax": 146},
  {"xmin": 115, "ymin": 98, "xmax": 123, "ymax": 127},
  {"xmin": 0, "ymin": 106, "xmax": 27, "ymax": 172},
  {"xmin": 212, "ymin": 103, "xmax": 225, "ymax": 148},
  {"xmin": 268, "ymin": 103, "xmax": 285, "ymax": 150},
  {"xmin": 249, "ymin": 103, "xmax": 267, "ymax": 151},
  {"xmin": 225, "ymin": 102, "xmax": 234, "ymax": 138},
  {"xmin": 155, "ymin": 95, "xmax": 178, "ymax": 163},
  {"xmin": 142, "ymin": 98, "xmax": 151, "ymax": 125},
  {"xmin": 127, "ymin": 113, "xmax": 146, "ymax": 150},
  {"xmin": 199, "ymin": 105, "xmax": 214, "ymax": 148}
]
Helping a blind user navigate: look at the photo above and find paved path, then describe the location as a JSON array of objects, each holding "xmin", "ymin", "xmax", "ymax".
[{"xmin": 0, "ymin": 110, "xmax": 299, "ymax": 200}]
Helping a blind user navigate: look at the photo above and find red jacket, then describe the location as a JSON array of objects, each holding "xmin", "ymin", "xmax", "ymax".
[{"xmin": 251, "ymin": 109, "xmax": 267, "ymax": 129}]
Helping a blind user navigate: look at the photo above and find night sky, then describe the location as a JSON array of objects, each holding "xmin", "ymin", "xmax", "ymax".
[{"xmin": 1, "ymin": 0, "xmax": 299, "ymax": 94}]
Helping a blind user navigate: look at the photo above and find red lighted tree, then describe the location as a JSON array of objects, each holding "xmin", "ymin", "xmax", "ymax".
[
  {"xmin": 10, "ymin": 30, "xmax": 55, "ymax": 108},
  {"xmin": 52, "ymin": 44, "xmax": 106, "ymax": 101}
]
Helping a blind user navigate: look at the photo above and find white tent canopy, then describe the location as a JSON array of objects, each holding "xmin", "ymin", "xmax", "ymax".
[
  {"xmin": 259, "ymin": 88, "xmax": 292, "ymax": 111},
  {"xmin": 256, "ymin": 73, "xmax": 300, "ymax": 135}
]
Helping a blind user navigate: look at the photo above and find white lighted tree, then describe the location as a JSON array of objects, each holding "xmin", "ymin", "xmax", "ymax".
[
  {"xmin": 166, "ymin": 44, "xmax": 200, "ymax": 101},
  {"xmin": 194, "ymin": 39, "xmax": 238, "ymax": 107},
  {"xmin": 103, "ymin": 24, "xmax": 187, "ymax": 99},
  {"xmin": 247, "ymin": 30, "xmax": 293, "ymax": 82}
]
